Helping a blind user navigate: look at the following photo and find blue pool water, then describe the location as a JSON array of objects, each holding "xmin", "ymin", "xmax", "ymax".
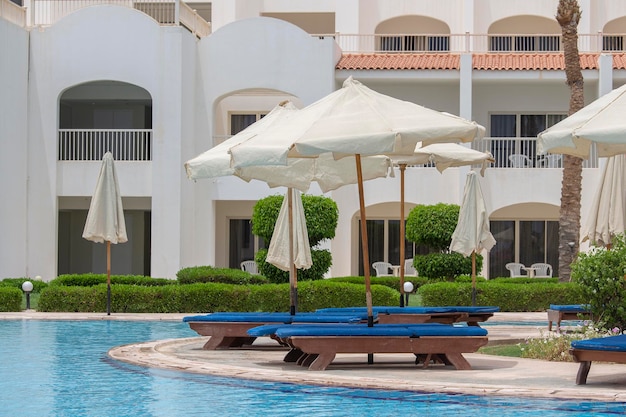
[{"xmin": 1, "ymin": 320, "xmax": 625, "ymax": 417}]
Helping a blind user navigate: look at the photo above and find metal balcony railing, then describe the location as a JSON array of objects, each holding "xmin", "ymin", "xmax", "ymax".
[
  {"xmin": 58, "ymin": 129, "xmax": 152, "ymax": 161},
  {"xmin": 473, "ymin": 137, "xmax": 598, "ymax": 169},
  {"xmin": 24, "ymin": 0, "xmax": 210, "ymax": 37},
  {"xmin": 333, "ymin": 32, "xmax": 626, "ymax": 54}
]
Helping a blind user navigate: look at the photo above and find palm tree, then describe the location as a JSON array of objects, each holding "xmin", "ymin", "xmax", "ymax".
[{"xmin": 556, "ymin": 0, "xmax": 584, "ymax": 281}]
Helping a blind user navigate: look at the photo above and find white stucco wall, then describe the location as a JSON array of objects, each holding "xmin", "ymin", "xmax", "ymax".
[
  {"xmin": 0, "ymin": 19, "xmax": 29, "ymax": 278},
  {"xmin": 26, "ymin": 5, "xmax": 196, "ymax": 279}
]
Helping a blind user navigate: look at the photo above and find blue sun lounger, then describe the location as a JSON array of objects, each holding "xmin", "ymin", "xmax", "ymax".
[
  {"xmin": 570, "ymin": 334, "xmax": 626, "ymax": 384},
  {"xmin": 316, "ymin": 306, "xmax": 500, "ymax": 326},
  {"xmin": 547, "ymin": 304, "xmax": 591, "ymax": 331},
  {"xmin": 247, "ymin": 322, "xmax": 489, "ymax": 371},
  {"xmin": 182, "ymin": 312, "xmax": 375, "ymax": 350}
]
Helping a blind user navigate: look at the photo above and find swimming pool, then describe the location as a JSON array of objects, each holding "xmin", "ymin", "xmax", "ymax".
[{"xmin": 0, "ymin": 320, "xmax": 624, "ymax": 417}]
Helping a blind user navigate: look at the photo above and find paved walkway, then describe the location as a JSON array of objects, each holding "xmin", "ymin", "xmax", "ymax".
[{"xmin": 3, "ymin": 311, "xmax": 626, "ymax": 402}]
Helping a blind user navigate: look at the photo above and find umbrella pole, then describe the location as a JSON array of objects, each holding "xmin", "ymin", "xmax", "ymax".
[
  {"xmin": 471, "ymin": 251, "xmax": 476, "ymax": 307},
  {"xmin": 107, "ymin": 240, "xmax": 111, "ymax": 316},
  {"xmin": 288, "ymin": 188, "xmax": 297, "ymax": 315},
  {"xmin": 356, "ymin": 155, "xmax": 374, "ymax": 327},
  {"xmin": 399, "ymin": 164, "xmax": 406, "ymax": 307}
]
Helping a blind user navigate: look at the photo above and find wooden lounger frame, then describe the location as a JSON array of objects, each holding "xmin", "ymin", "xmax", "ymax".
[
  {"xmin": 188, "ymin": 321, "xmax": 288, "ymax": 349},
  {"xmin": 547, "ymin": 309, "xmax": 591, "ymax": 331},
  {"xmin": 187, "ymin": 311, "xmax": 494, "ymax": 350},
  {"xmin": 285, "ymin": 335, "xmax": 488, "ymax": 371},
  {"xmin": 569, "ymin": 348, "xmax": 626, "ymax": 385}
]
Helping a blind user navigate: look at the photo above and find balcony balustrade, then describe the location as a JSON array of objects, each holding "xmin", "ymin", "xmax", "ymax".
[
  {"xmin": 58, "ymin": 129, "xmax": 152, "ymax": 161},
  {"xmin": 6, "ymin": 0, "xmax": 210, "ymax": 37}
]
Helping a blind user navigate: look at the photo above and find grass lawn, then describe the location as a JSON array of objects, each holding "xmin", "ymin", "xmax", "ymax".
[{"xmin": 478, "ymin": 343, "xmax": 523, "ymax": 357}]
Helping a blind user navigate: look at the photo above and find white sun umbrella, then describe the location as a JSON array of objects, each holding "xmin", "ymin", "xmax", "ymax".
[
  {"xmin": 450, "ymin": 171, "xmax": 496, "ymax": 306},
  {"xmin": 537, "ymin": 83, "xmax": 626, "ymax": 158},
  {"xmin": 581, "ymin": 154, "xmax": 626, "ymax": 248},
  {"xmin": 185, "ymin": 101, "xmax": 392, "ymax": 314},
  {"xmin": 230, "ymin": 77, "xmax": 485, "ymax": 324},
  {"xmin": 82, "ymin": 152, "xmax": 128, "ymax": 315},
  {"xmin": 394, "ymin": 144, "xmax": 494, "ymax": 305}
]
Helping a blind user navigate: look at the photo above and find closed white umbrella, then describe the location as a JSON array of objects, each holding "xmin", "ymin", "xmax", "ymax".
[
  {"xmin": 231, "ymin": 77, "xmax": 485, "ymax": 324},
  {"xmin": 537, "ymin": 83, "xmax": 626, "ymax": 158},
  {"xmin": 581, "ymin": 155, "xmax": 626, "ymax": 248},
  {"xmin": 450, "ymin": 171, "xmax": 496, "ymax": 306},
  {"xmin": 82, "ymin": 152, "xmax": 127, "ymax": 315}
]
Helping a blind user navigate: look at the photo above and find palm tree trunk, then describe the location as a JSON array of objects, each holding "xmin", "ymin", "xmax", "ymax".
[{"xmin": 556, "ymin": 0, "xmax": 584, "ymax": 281}]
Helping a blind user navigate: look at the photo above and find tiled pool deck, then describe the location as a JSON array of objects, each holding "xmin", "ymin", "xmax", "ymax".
[{"xmin": 3, "ymin": 311, "xmax": 626, "ymax": 402}]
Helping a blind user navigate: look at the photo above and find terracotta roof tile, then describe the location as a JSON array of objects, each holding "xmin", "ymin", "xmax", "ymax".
[
  {"xmin": 336, "ymin": 54, "xmax": 460, "ymax": 70},
  {"xmin": 472, "ymin": 53, "xmax": 599, "ymax": 70},
  {"xmin": 337, "ymin": 52, "xmax": 626, "ymax": 71},
  {"xmin": 612, "ymin": 53, "xmax": 626, "ymax": 69}
]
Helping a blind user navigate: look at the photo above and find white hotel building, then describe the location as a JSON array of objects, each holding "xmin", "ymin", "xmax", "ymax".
[{"xmin": 1, "ymin": 0, "xmax": 624, "ymax": 281}]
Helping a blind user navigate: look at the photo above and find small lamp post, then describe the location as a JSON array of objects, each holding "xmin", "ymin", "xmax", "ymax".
[
  {"xmin": 22, "ymin": 281, "xmax": 34, "ymax": 310},
  {"xmin": 403, "ymin": 281, "xmax": 414, "ymax": 306}
]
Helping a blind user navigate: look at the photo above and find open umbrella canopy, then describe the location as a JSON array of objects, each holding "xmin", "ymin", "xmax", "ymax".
[
  {"xmin": 229, "ymin": 77, "xmax": 485, "ymax": 323},
  {"xmin": 229, "ymin": 76, "xmax": 485, "ymax": 167},
  {"xmin": 83, "ymin": 152, "xmax": 127, "ymax": 245},
  {"xmin": 537, "ymin": 83, "xmax": 626, "ymax": 158},
  {"xmin": 401, "ymin": 143, "xmax": 494, "ymax": 174},
  {"xmin": 581, "ymin": 154, "xmax": 626, "ymax": 247},
  {"xmin": 184, "ymin": 100, "xmax": 391, "ymax": 315},
  {"xmin": 185, "ymin": 101, "xmax": 392, "ymax": 192}
]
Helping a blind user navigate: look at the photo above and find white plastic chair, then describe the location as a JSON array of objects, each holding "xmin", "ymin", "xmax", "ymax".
[
  {"xmin": 505, "ymin": 262, "xmax": 526, "ymax": 278},
  {"xmin": 372, "ymin": 261, "xmax": 392, "ymax": 277},
  {"xmin": 240, "ymin": 260, "xmax": 259, "ymax": 275},
  {"xmin": 404, "ymin": 258, "xmax": 418, "ymax": 277},
  {"xmin": 541, "ymin": 154, "xmax": 562, "ymax": 168},
  {"xmin": 509, "ymin": 154, "xmax": 532, "ymax": 168},
  {"xmin": 531, "ymin": 263, "xmax": 553, "ymax": 278}
]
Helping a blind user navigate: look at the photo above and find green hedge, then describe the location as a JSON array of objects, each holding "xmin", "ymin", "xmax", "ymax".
[
  {"xmin": 327, "ymin": 276, "xmax": 430, "ymax": 292},
  {"xmin": 419, "ymin": 282, "xmax": 585, "ymax": 311},
  {"xmin": 0, "ymin": 278, "xmax": 48, "ymax": 293},
  {"xmin": 49, "ymin": 274, "xmax": 173, "ymax": 287},
  {"xmin": 176, "ymin": 266, "xmax": 269, "ymax": 285},
  {"xmin": 0, "ymin": 287, "xmax": 22, "ymax": 312},
  {"xmin": 37, "ymin": 280, "xmax": 399, "ymax": 313}
]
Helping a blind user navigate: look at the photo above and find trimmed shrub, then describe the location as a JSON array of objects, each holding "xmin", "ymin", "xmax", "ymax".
[
  {"xmin": 255, "ymin": 249, "xmax": 332, "ymax": 284},
  {"xmin": 252, "ymin": 194, "xmax": 338, "ymax": 281},
  {"xmin": 489, "ymin": 277, "xmax": 559, "ymax": 285},
  {"xmin": 176, "ymin": 266, "xmax": 269, "ymax": 285},
  {"xmin": 571, "ymin": 234, "xmax": 626, "ymax": 330},
  {"xmin": 49, "ymin": 274, "xmax": 173, "ymax": 287},
  {"xmin": 413, "ymin": 252, "xmax": 482, "ymax": 281},
  {"xmin": 0, "ymin": 287, "xmax": 22, "ymax": 312},
  {"xmin": 0, "ymin": 278, "xmax": 48, "ymax": 293},
  {"xmin": 419, "ymin": 281, "xmax": 584, "ymax": 311},
  {"xmin": 406, "ymin": 203, "xmax": 459, "ymax": 250},
  {"xmin": 327, "ymin": 276, "xmax": 429, "ymax": 292}
]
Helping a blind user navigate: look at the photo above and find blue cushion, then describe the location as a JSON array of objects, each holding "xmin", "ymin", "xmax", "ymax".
[
  {"xmin": 183, "ymin": 312, "xmax": 294, "ymax": 323},
  {"xmin": 274, "ymin": 323, "xmax": 488, "ymax": 338},
  {"xmin": 549, "ymin": 304, "xmax": 590, "ymax": 312},
  {"xmin": 571, "ymin": 334, "xmax": 626, "ymax": 352},
  {"xmin": 316, "ymin": 306, "xmax": 499, "ymax": 314},
  {"xmin": 183, "ymin": 312, "xmax": 374, "ymax": 324}
]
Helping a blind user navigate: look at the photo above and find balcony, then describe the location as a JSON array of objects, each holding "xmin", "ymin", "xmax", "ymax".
[
  {"xmin": 473, "ymin": 137, "xmax": 598, "ymax": 169},
  {"xmin": 332, "ymin": 33, "xmax": 625, "ymax": 54},
  {"xmin": 58, "ymin": 129, "xmax": 152, "ymax": 161},
  {"xmin": 2, "ymin": 0, "xmax": 210, "ymax": 37}
]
